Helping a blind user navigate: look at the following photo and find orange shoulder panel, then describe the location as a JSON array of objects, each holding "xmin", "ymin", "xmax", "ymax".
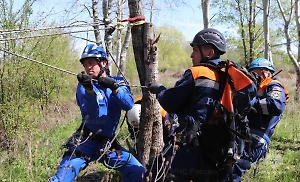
[
  {"xmin": 259, "ymin": 78, "xmax": 289, "ymax": 100},
  {"xmin": 189, "ymin": 66, "xmax": 220, "ymax": 81},
  {"xmin": 227, "ymin": 62, "xmax": 253, "ymax": 91}
]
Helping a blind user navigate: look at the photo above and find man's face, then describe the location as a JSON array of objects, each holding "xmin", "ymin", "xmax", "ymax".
[
  {"xmin": 190, "ymin": 46, "xmax": 201, "ymax": 66},
  {"xmin": 190, "ymin": 45, "xmax": 214, "ymax": 66},
  {"xmin": 251, "ymin": 68, "xmax": 272, "ymax": 79},
  {"xmin": 82, "ymin": 58, "xmax": 106, "ymax": 78}
]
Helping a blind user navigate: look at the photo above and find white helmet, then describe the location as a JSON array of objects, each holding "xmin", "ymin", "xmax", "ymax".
[{"xmin": 127, "ymin": 104, "xmax": 141, "ymax": 128}]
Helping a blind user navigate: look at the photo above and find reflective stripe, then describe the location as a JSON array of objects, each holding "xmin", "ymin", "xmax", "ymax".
[
  {"xmin": 259, "ymin": 98, "xmax": 269, "ymax": 115},
  {"xmin": 251, "ymin": 129, "xmax": 271, "ymax": 145},
  {"xmin": 195, "ymin": 78, "xmax": 219, "ymax": 89},
  {"xmin": 252, "ymin": 133, "xmax": 269, "ymax": 147}
]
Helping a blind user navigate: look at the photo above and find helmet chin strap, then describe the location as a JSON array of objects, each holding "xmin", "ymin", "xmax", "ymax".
[
  {"xmin": 96, "ymin": 60, "xmax": 107, "ymax": 79},
  {"xmin": 198, "ymin": 45, "xmax": 208, "ymax": 63},
  {"xmin": 260, "ymin": 69, "xmax": 267, "ymax": 80}
]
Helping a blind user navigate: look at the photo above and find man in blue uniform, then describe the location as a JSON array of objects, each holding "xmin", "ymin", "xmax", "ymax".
[
  {"xmin": 148, "ymin": 28, "xmax": 257, "ymax": 181},
  {"xmin": 49, "ymin": 44, "xmax": 144, "ymax": 182},
  {"xmin": 232, "ymin": 58, "xmax": 289, "ymax": 181}
]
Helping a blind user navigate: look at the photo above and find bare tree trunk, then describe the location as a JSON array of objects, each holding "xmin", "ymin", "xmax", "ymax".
[
  {"xmin": 128, "ymin": 0, "xmax": 164, "ymax": 166},
  {"xmin": 118, "ymin": 25, "xmax": 131, "ymax": 76},
  {"xmin": 294, "ymin": 0, "xmax": 300, "ymax": 101},
  {"xmin": 248, "ymin": 0, "xmax": 255, "ymax": 62},
  {"xmin": 201, "ymin": 0, "xmax": 210, "ymax": 28},
  {"xmin": 236, "ymin": 1, "xmax": 248, "ymax": 64},
  {"xmin": 263, "ymin": 0, "xmax": 272, "ymax": 62},
  {"xmin": 103, "ymin": 0, "xmax": 113, "ymax": 75},
  {"xmin": 116, "ymin": 0, "xmax": 123, "ymax": 75},
  {"xmin": 92, "ymin": 0, "xmax": 102, "ymax": 46}
]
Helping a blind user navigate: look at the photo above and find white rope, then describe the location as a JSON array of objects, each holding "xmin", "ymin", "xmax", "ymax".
[
  {"xmin": 0, "ymin": 22, "xmax": 104, "ymax": 35},
  {"xmin": 0, "ymin": 29, "xmax": 102, "ymax": 41}
]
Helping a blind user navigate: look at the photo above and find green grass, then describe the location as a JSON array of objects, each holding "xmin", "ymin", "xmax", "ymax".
[
  {"xmin": 242, "ymin": 96, "xmax": 300, "ymax": 181},
  {"xmin": 0, "ymin": 71, "xmax": 299, "ymax": 181}
]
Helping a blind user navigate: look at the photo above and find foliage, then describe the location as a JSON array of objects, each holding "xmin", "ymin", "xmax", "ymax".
[{"xmin": 155, "ymin": 24, "xmax": 191, "ymax": 72}]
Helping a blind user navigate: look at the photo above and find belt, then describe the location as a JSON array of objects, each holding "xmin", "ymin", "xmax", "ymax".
[{"xmin": 79, "ymin": 125, "xmax": 111, "ymax": 144}]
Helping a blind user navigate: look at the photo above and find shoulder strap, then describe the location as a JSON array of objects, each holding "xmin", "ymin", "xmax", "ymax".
[{"xmin": 197, "ymin": 61, "xmax": 229, "ymax": 102}]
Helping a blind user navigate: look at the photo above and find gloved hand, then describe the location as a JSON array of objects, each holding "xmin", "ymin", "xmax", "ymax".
[
  {"xmin": 148, "ymin": 81, "xmax": 162, "ymax": 94},
  {"xmin": 250, "ymin": 71, "xmax": 262, "ymax": 88},
  {"xmin": 98, "ymin": 77, "xmax": 119, "ymax": 90},
  {"xmin": 182, "ymin": 122, "xmax": 201, "ymax": 147},
  {"xmin": 77, "ymin": 71, "xmax": 93, "ymax": 90},
  {"xmin": 176, "ymin": 116, "xmax": 201, "ymax": 147}
]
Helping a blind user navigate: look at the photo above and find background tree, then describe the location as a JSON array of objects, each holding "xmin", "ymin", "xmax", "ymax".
[
  {"xmin": 201, "ymin": 0, "xmax": 210, "ymax": 28},
  {"xmin": 263, "ymin": 0, "xmax": 272, "ymax": 62},
  {"xmin": 212, "ymin": 0, "xmax": 265, "ymax": 64},
  {"xmin": 276, "ymin": 0, "xmax": 300, "ymax": 101}
]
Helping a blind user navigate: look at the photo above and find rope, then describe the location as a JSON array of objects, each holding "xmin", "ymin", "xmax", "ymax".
[
  {"xmin": 0, "ymin": 22, "xmax": 104, "ymax": 35},
  {"xmin": 113, "ymin": 16, "xmax": 146, "ymax": 31},
  {"xmin": 0, "ymin": 46, "xmax": 145, "ymax": 88},
  {"xmin": 0, "ymin": 29, "xmax": 99, "ymax": 41},
  {"xmin": 0, "ymin": 46, "xmax": 77, "ymax": 76}
]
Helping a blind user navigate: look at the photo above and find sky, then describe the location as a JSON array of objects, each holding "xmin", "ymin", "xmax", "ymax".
[{"xmin": 12, "ymin": 0, "xmax": 228, "ymax": 50}]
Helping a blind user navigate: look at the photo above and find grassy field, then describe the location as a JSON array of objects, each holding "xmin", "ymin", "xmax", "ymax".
[{"xmin": 0, "ymin": 74, "xmax": 299, "ymax": 182}]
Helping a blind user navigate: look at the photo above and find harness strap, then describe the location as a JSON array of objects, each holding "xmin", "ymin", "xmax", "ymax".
[
  {"xmin": 63, "ymin": 150, "xmax": 91, "ymax": 164},
  {"xmin": 78, "ymin": 124, "xmax": 111, "ymax": 143},
  {"xmin": 103, "ymin": 150, "xmax": 132, "ymax": 169}
]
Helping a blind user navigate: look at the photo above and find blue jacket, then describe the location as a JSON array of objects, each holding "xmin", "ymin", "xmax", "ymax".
[
  {"xmin": 156, "ymin": 59, "xmax": 256, "ymax": 125},
  {"xmin": 248, "ymin": 77, "xmax": 289, "ymax": 142},
  {"xmin": 76, "ymin": 76, "xmax": 134, "ymax": 138}
]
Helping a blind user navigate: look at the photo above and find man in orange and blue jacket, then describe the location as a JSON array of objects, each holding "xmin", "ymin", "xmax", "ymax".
[
  {"xmin": 148, "ymin": 28, "xmax": 257, "ymax": 182},
  {"xmin": 232, "ymin": 58, "xmax": 289, "ymax": 181}
]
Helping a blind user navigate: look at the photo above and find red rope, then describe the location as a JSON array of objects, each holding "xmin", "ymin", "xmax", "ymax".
[{"xmin": 120, "ymin": 16, "xmax": 145, "ymax": 23}]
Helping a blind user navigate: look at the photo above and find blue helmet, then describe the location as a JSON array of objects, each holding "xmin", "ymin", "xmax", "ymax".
[
  {"xmin": 248, "ymin": 58, "xmax": 275, "ymax": 73},
  {"xmin": 80, "ymin": 44, "xmax": 108, "ymax": 63}
]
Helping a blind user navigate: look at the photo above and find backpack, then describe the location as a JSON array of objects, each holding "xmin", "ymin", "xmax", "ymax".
[{"xmin": 200, "ymin": 60, "xmax": 257, "ymax": 180}]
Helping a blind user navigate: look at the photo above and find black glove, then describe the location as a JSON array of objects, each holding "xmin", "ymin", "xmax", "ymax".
[
  {"xmin": 176, "ymin": 116, "xmax": 201, "ymax": 147},
  {"xmin": 182, "ymin": 122, "xmax": 201, "ymax": 147},
  {"xmin": 250, "ymin": 71, "xmax": 262, "ymax": 88},
  {"xmin": 77, "ymin": 71, "xmax": 93, "ymax": 90},
  {"xmin": 98, "ymin": 77, "xmax": 119, "ymax": 90},
  {"xmin": 148, "ymin": 81, "xmax": 162, "ymax": 94}
]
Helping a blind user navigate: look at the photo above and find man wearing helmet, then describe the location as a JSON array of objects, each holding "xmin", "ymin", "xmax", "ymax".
[
  {"xmin": 148, "ymin": 28, "xmax": 243, "ymax": 181},
  {"xmin": 232, "ymin": 58, "xmax": 289, "ymax": 181},
  {"xmin": 49, "ymin": 44, "xmax": 144, "ymax": 182}
]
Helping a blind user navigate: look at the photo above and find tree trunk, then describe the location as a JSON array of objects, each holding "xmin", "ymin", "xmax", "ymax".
[
  {"xmin": 103, "ymin": 0, "xmax": 113, "ymax": 75},
  {"xmin": 116, "ymin": 0, "xmax": 123, "ymax": 76},
  {"xmin": 92, "ymin": 0, "xmax": 102, "ymax": 46},
  {"xmin": 294, "ymin": 0, "xmax": 300, "ymax": 101},
  {"xmin": 263, "ymin": 0, "xmax": 272, "ymax": 62},
  {"xmin": 201, "ymin": 0, "xmax": 210, "ymax": 28},
  {"xmin": 118, "ymin": 25, "xmax": 131, "ymax": 76},
  {"xmin": 248, "ymin": 0, "xmax": 255, "ymax": 62},
  {"xmin": 128, "ymin": 0, "xmax": 164, "ymax": 166}
]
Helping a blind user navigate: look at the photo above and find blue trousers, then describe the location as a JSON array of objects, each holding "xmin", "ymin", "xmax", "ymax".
[
  {"xmin": 232, "ymin": 140, "xmax": 268, "ymax": 182},
  {"xmin": 49, "ymin": 139, "xmax": 144, "ymax": 182}
]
